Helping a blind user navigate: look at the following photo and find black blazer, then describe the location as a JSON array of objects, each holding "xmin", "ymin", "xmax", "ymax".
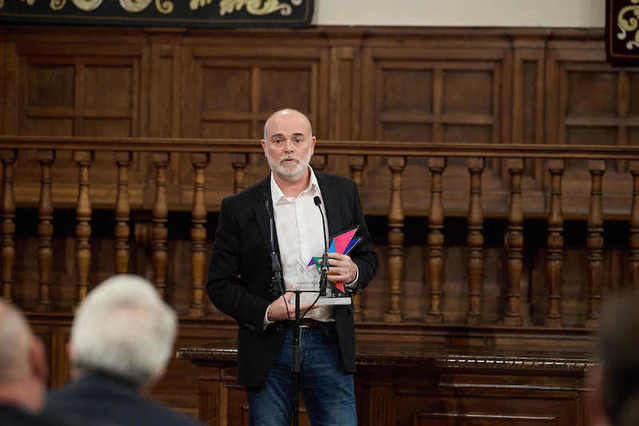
[
  {"xmin": 207, "ymin": 171, "xmax": 378, "ymax": 388},
  {"xmin": 0, "ymin": 404, "xmax": 85, "ymax": 426},
  {"xmin": 43, "ymin": 372, "xmax": 204, "ymax": 426}
]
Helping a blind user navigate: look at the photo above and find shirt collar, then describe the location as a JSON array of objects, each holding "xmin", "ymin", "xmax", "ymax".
[{"xmin": 270, "ymin": 166, "xmax": 319, "ymax": 204}]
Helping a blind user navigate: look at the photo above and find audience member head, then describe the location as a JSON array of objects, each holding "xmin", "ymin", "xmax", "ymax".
[
  {"xmin": 69, "ymin": 275, "xmax": 177, "ymax": 388},
  {"xmin": 0, "ymin": 299, "xmax": 48, "ymax": 412},
  {"xmin": 594, "ymin": 289, "xmax": 639, "ymax": 426}
]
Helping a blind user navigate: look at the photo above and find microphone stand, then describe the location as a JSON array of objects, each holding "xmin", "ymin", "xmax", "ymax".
[{"xmin": 289, "ymin": 197, "xmax": 330, "ymax": 426}]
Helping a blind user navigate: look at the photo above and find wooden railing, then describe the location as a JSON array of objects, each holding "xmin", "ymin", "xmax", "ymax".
[{"xmin": 2, "ymin": 136, "xmax": 639, "ymax": 330}]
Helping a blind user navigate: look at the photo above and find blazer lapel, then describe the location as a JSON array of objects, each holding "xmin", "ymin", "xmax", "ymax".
[
  {"xmin": 315, "ymin": 170, "xmax": 340, "ymax": 238},
  {"xmin": 252, "ymin": 177, "xmax": 274, "ymax": 258}
]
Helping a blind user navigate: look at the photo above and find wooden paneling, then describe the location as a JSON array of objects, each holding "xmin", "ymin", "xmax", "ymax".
[{"xmin": 0, "ymin": 25, "xmax": 633, "ymax": 426}]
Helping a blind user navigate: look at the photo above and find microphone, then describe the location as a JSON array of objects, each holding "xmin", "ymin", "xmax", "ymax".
[
  {"xmin": 265, "ymin": 196, "xmax": 285, "ymax": 298},
  {"xmin": 314, "ymin": 196, "xmax": 329, "ymax": 297}
]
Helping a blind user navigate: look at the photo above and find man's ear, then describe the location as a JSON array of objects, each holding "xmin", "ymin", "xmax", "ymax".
[
  {"xmin": 310, "ymin": 136, "xmax": 316, "ymax": 155},
  {"xmin": 29, "ymin": 338, "xmax": 48, "ymax": 384},
  {"xmin": 261, "ymin": 139, "xmax": 267, "ymax": 153}
]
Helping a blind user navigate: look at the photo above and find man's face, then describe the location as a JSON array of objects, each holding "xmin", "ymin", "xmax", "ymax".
[{"xmin": 261, "ymin": 111, "xmax": 315, "ymax": 183}]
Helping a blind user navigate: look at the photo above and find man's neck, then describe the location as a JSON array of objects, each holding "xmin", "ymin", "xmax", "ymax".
[{"xmin": 273, "ymin": 169, "xmax": 311, "ymax": 198}]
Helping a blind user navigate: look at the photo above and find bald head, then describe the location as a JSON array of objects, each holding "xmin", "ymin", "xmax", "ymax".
[
  {"xmin": 0, "ymin": 300, "xmax": 32, "ymax": 383},
  {"xmin": 263, "ymin": 109, "xmax": 313, "ymax": 142}
]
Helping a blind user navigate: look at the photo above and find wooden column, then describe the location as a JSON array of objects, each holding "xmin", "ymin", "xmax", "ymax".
[
  {"xmin": 190, "ymin": 153, "xmax": 210, "ymax": 317},
  {"xmin": 37, "ymin": 150, "xmax": 55, "ymax": 311},
  {"xmin": 73, "ymin": 150, "xmax": 93, "ymax": 304},
  {"xmin": 467, "ymin": 158, "xmax": 485, "ymax": 325},
  {"xmin": 425, "ymin": 157, "xmax": 446, "ymax": 324},
  {"xmin": 152, "ymin": 153, "xmax": 169, "ymax": 299},
  {"xmin": 586, "ymin": 160, "xmax": 606, "ymax": 328},
  {"xmin": 349, "ymin": 155, "xmax": 367, "ymax": 322},
  {"xmin": 504, "ymin": 159, "xmax": 524, "ymax": 326},
  {"xmin": 545, "ymin": 160, "xmax": 565, "ymax": 327},
  {"xmin": 384, "ymin": 156, "xmax": 406, "ymax": 323},
  {"xmin": 0, "ymin": 150, "xmax": 16, "ymax": 303},
  {"xmin": 630, "ymin": 161, "xmax": 639, "ymax": 288},
  {"xmin": 114, "ymin": 152, "xmax": 132, "ymax": 274},
  {"xmin": 231, "ymin": 153, "xmax": 248, "ymax": 194}
]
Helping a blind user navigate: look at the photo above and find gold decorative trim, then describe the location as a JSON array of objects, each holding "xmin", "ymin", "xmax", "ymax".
[
  {"xmin": 220, "ymin": 0, "xmax": 298, "ymax": 16},
  {"xmin": 119, "ymin": 0, "xmax": 152, "ymax": 13},
  {"xmin": 618, "ymin": 0, "xmax": 639, "ymax": 49},
  {"xmin": 71, "ymin": 0, "xmax": 102, "ymax": 12},
  {"xmin": 190, "ymin": 0, "xmax": 213, "ymax": 11}
]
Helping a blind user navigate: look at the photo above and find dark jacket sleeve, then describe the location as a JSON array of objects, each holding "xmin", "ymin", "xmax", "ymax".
[
  {"xmin": 348, "ymin": 180, "xmax": 377, "ymax": 292},
  {"xmin": 206, "ymin": 196, "xmax": 270, "ymax": 332}
]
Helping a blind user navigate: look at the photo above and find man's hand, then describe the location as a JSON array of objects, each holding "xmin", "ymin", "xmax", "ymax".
[
  {"xmin": 267, "ymin": 292, "xmax": 317, "ymax": 322},
  {"xmin": 327, "ymin": 252, "xmax": 357, "ymax": 283}
]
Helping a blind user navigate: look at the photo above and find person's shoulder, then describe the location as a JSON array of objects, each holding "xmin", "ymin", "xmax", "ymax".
[
  {"xmin": 143, "ymin": 399, "xmax": 205, "ymax": 426},
  {"xmin": 316, "ymin": 171, "xmax": 356, "ymax": 188},
  {"xmin": 221, "ymin": 177, "xmax": 269, "ymax": 207}
]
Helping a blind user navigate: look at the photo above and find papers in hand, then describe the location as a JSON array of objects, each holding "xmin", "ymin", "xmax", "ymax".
[{"xmin": 307, "ymin": 226, "xmax": 360, "ymax": 294}]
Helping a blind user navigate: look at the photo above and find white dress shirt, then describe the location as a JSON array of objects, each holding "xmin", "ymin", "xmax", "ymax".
[{"xmin": 267, "ymin": 168, "xmax": 333, "ymax": 323}]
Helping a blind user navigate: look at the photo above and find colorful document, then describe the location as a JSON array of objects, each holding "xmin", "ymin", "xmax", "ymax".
[{"xmin": 307, "ymin": 227, "xmax": 360, "ymax": 293}]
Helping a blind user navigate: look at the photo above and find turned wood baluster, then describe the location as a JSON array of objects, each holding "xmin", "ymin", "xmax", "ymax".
[
  {"xmin": 349, "ymin": 155, "xmax": 367, "ymax": 321},
  {"xmin": 152, "ymin": 153, "xmax": 169, "ymax": 299},
  {"xmin": 37, "ymin": 150, "xmax": 55, "ymax": 311},
  {"xmin": 384, "ymin": 156, "xmax": 406, "ymax": 323},
  {"xmin": 425, "ymin": 157, "xmax": 446, "ymax": 324},
  {"xmin": 467, "ymin": 158, "xmax": 485, "ymax": 325},
  {"xmin": 504, "ymin": 159, "xmax": 524, "ymax": 326},
  {"xmin": 231, "ymin": 153, "xmax": 248, "ymax": 194},
  {"xmin": 629, "ymin": 161, "xmax": 639, "ymax": 288},
  {"xmin": 73, "ymin": 150, "xmax": 93, "ymax": 304},
  {"xmin": 0, "ymin": 150, "xmax": 16, "ymax": 303},
  {"xmin": 114, "ymin": 152, "xmax": 132, "ymax": 274},
  {"xmin": 545, "ymin": 160, "xmax": 565, "ymax": 327},
  {"xmin": 190, "ymin": 153, "xmax": 210, "ymax": 317},
  {"xmin": 586, "ymin": 160, "xmax": 606, "ymax": 328}
]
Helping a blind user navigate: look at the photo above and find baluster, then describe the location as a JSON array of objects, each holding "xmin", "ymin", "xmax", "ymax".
[
  {"xmin": 586, "ymin": 160, "xmax": 606, "ymax": 328},
  {"xmin": 114, "ymin": 152, "xmax": 132, "ymax": 274},
  {"xmin": 349, "ymin": 155, "xmax": 367, "ymax": 321},
  {"xmin": 467, "ymin": 158, "xmax": 485, "ymax": 325},
  {"xmin": 37, "ymin": 150, "xmax": 55, "ymax": 311},
  {"xmin": 384, "ymin": 156, "xmax": 406, "ymax": 323},
  {"xmin": 425, "ymin": 157, "xmax": 446, "ymax": 324},
  {"xmin": 348, "ymin": 156, "xmax": 366, "ymax": 188},
  {"xmin": 73, "ymin": 150, "xmax": 93, "ymax": 304},
  {"xmin": 231, "ymin": 153, "xmax": 248, "ymax": 194},
  {"xmin": 504, "ymin": 159, "xmax": 524, "ymax": 326},
  {"xmin": 0, "ymin": 150, "xmax": 16, "ymax": 303},
  {"xmin": 190, "ymin": 153, "xmax": 210, "ymax": 317},
  {"xmin": 546, "ymin": 160, "xmax": 565, "ymax": 327},
  {"xmin": 629, "ymin": 161, "xmax": 639, "ymax": 288},
  {"xmin": 152, "ymin": 153, "xmax": 169, "ymax": 299},
  {"xmin": 310, "ymin": 154, "xmax": 328, "ymax": 172}
]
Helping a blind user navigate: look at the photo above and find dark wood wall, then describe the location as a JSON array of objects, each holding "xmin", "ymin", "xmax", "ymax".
[{"xmin": 0, "ymin": 25, "xmax": 629, "ymax": 425}]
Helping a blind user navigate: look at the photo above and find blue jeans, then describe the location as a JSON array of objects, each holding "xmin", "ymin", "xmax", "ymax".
[{"xmin": 247, "ymin": 324, "xmax": 357, "ymax": 426}]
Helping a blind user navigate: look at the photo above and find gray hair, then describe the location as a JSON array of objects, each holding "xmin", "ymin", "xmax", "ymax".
[
  {"xmin": 71, "ymin": 275, "xmax": 177, "ymax": 386},
  {"xmin": 0, "ymin": 300, "xmax": 31, "ymax": 383}
]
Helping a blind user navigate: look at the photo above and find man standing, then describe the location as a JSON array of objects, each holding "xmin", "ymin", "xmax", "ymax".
[{"xmin": 207, "ymin": 108, "xmax": 377, "ymax": 425}]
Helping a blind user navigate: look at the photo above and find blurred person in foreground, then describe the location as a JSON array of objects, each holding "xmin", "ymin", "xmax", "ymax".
[
  {"xmin": 44, "ymin": 274, "xmax": 204, "ymax": 426},
  {"xmin": 587, "ymin": 289, "xmax": 639, "ymax": 426},
  {"xmin": 0, "ymin": 299, "xmax": 78, "ymax": 426}
]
